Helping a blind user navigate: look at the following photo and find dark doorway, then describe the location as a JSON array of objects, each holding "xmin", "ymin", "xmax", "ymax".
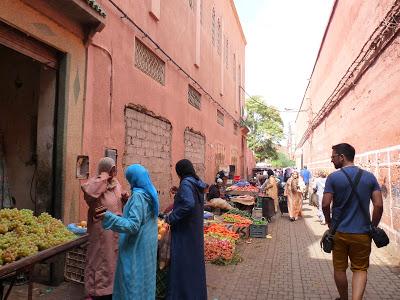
[{"xmin": 0, "ymin": 44, "xmax": 57, "ymax": 215}]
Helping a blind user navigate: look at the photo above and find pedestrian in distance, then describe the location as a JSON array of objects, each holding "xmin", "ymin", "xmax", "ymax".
[
  {"xmin": 165, "ymin": 159, "xmax": 208, "ymax": 300},
  {"xmin": 300, "ymin": 165, "xmax": 312, "ymax": 203},
  {"xmin": 322, "ymin": 143, "xmax": 383, "ymax": 300},
  {"xmin": 284, "ymin": 171, "xmax": 304, "ymax": 221},
  {"xmin": 283, "ymin": 167, "xmax": 292, "ymax": 183},
  {"xmin": 260, "ymin": 169, "xmax": 279, "ymax": 214},
  {"xmin": 95, "ymin": 164, "xmax": 159, "ymax": 300},
  {"xmin": 81, "ymin": 157, "xmax": 129, "ymax": 300},
  {"xmin": 314, "ymin": 170, "xmax": 328, "ymax": 225}
]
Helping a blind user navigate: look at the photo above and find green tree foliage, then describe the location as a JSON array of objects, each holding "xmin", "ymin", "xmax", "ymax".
[
  {"xmin": 244, "ymin": 96, "xmax": 284, "ymax": 161},
  {"xmin": 271, "ymin": 152, "xmax": 295, "ymax": 168}
]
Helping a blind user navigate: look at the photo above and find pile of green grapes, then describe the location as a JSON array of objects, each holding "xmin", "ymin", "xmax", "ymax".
[{"xmin": 0, "ymin": 208, "xmax": 76, "ymax": 266}]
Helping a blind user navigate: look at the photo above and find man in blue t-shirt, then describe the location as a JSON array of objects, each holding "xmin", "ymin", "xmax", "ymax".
[
  {"xmin": 322, "ymin": 143, "xmax": 383, "ymax": 300},
  {"xmin": 300, "ymin": 166, "xmax": 311, "ymax": 202}
]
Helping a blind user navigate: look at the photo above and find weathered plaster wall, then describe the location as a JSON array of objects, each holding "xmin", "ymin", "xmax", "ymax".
[
  {"xmin": 0, "ymin": 0, "xmax": 87, "ymax": 223},
  {"xmin": 295, "ymin": 0, "xmax": 400, "ymax": 247},
  {"xmin": 82, "ymin": 0, "xmax": 249, "ymax": 211}
]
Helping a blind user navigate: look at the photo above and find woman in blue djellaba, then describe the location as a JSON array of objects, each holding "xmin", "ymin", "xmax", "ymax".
[
  {"xmin": 95, "ymin": 164, "xmax": 159, "ymax": 300},
  {"xmin": 166, "ymin": 159, "xmax": 208, "ymax": 300}
]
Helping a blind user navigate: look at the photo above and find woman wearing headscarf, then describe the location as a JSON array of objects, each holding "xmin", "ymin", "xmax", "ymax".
[
  {"xmin": 81, "ymin": 157, "xmax": 127, "ymax": 300},
  {"xmin": 95, "ymin": 164, "xmax": 159, "ymax": 300},
  {"xmin": 284, "ymin": 171, "xmax": 305, "ymax": 221},
  {"xmin": 165, "ymin": 159, "xmax": 207, "ymax": 300},
  {"xmin": 260, "ymin": 169, "xmax": 279, "ymax": 213}
]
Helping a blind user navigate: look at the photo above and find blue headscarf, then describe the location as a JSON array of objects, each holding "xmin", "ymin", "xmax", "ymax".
[{"xmin": 125, "ymin": 164, "xmax": 159, "ymax": 216}]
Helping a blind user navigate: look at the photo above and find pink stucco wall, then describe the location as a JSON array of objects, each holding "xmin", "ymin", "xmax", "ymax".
[
  {"xmin": 295, "ymin": 0, "xmax": 400, "ymax": 247},
  {"xmin": 81, "ymin": 0, "xmax": 248, "ymax": 214}
]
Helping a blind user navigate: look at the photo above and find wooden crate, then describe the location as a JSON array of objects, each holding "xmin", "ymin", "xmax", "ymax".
[{"xmin": 64, "ymin": 243, "xmax": 87, "ymax": 284}]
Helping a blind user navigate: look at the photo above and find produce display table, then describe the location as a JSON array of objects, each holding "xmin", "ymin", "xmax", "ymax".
[
  {"xmin": 225, "ymin": 190, "xmax": 258, "ymax": 196},
  {"xmin": 0, "ymin": 234, "xmax": 88, "ymax": 300}
]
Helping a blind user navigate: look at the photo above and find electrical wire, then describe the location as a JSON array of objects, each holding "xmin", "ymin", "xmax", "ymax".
[{"xmin": 107, "ymin": 0, "xmax": 239, "ymax": 125}]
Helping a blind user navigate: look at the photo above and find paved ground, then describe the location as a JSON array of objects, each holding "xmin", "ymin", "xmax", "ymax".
[
  {"xmin": 206, "ymin": 203, "xmax": 400, "ymax": 300},
  {"xmin": 5, "ymin": 203, "xmax": 400, "ymax": 299}
]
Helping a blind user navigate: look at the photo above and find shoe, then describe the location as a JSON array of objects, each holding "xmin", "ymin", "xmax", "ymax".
[{"xmin": 290, "ymin": 218, "xmax": 294, "ymax": 222}]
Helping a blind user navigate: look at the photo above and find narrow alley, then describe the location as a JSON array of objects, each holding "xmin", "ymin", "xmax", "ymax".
[
  {"xmin": 8, "ymin": 202, "xmax": 400, "ymax": 300},
  {"xmin": 206, "ymin": 203, "xmax": 400, "ymax": 300}
]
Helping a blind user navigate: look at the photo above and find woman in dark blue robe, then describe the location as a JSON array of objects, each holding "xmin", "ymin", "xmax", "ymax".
[{"xmin": 166, "ymin": 159, "xmax": 207, "ymax": 300}]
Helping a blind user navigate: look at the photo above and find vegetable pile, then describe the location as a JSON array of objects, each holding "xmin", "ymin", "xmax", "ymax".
[
  {"xmin": 204, "ymin": 223, "xmax": 239, "ymax": 241},
  {"xmin": 226, "ymin": 185, "xmax": 258, "ymax": 192},
  {"xmin": 157, "ymin": 219, "xmax": 169, "ymax": 241},
  {"xmin": 0, "ymin": 209, "xmax": 76, "ymax": 266},
  {"xmin": 204, "ymin": 237, "xmax": 235, "ymax": 261},
  {"xmin": 204, "ymin": 223, "xmax": 239, "ymax": 262},
  {"xmin": 222, "ymin": 214, "xmax": 253, "ymax": 226},
  {"xmin": 226, "ymin": 209, "xmax": 252, "ymax": 219},
  {"xmin": 251, "ymin": 218, "xmax": 268, "ymax": 225}
]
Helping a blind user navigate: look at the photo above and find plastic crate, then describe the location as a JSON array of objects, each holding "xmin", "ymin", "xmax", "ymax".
[
  {"xmin": 64, "ymin": 243, "xmax": 87, "ymax": 284},
  {"xmin": 255, "ymin": 197, "xmax": 263, "ymax": 209},
  {"xmin": 252, "ymin": 207, "xmax": 262, "ymax": 219},
  {"xmin": 249, "ymin": 223, "xmax": 268, "ymax": 238},
  {"xmin": 156, "ymin": 265, "xmax": 169, "ymax": 299}
]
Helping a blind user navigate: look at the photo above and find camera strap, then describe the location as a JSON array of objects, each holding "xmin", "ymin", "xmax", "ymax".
[
  {"xmin": 341, "ymin": 168, "xmax": 372, "ymax": 228},
  {"xmin": 330, "ymin": 167, "xmax": 363, "ymax": 235}
]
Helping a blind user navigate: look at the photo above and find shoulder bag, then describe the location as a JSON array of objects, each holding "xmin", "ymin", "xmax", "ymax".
[
  {"xmin": 320, "ymin": 168, "xmax": 363, "ymax": 253},
  {"xmin": 341, "ymin": 169, "xmax": 389, "ymax": 248}
]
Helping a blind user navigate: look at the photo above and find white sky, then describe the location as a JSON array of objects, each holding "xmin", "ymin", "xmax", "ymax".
[{"xmin": 233, "ymin": 0, "xmax": 334, "ymax": 139}]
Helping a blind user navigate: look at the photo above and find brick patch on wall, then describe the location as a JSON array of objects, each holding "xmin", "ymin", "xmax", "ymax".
[
  {"xmin": 184, "ymin": 128, "xmax": 206, "ymax": 180},
  {"xmin": 124, "ymin": 106, "xmax": 172, "ymax": 209}
]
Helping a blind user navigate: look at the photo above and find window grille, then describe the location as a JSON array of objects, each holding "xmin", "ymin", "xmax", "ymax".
[
  {"xmin": 212, "ymin": 8, "xmax": 216, "ymax": 46},
  {"xmin": 217, "ymin": 109, "xmax": 224, "ymax": 126},
  {"xmin": 135, "ymin": 39, "xmax": 165, "ymax": 85},
  {"xmin": 188, "ymin": 85, "xmax": 201, "ymax": 110},
  {"xmin": 233, "ymin": 54, "xmax": 236, "ymax": 81},
  {"xmin": 217, "ymin": 18, "xmax": 221, "ymax": 55},
  {"xmin": 233, "ymin": 123, "xmax": 238, "ymax": 135},
  {"xmin": 225, "ymin": 38, "xmax": 229, "ymax": 69},
  {"xmin": 200, "ymin": 0, "xmax": 203, "ymax": 24},
  {"xmin": 231, "ymin": 148, "xmax": 238, "ymax": 168},
  {"xmin": 215, "ymin": 143, "xmax": 225, "ymax": 173}
]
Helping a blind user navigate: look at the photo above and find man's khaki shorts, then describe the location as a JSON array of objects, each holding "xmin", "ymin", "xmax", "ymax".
[{"xmin": 333, "ymin": 232, "xmax": 371, "ymax": 272}]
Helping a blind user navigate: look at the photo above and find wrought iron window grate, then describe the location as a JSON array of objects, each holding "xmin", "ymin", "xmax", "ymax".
[
  {"xmin": 188, "ymin": 85, "xmax": 201, "ymax": 110},
  {"xmin": 135, "ymin": 39, "xmax": 165, "ymax": 85},
  {"xmin": 217, "ymin": 109, "xmax": 224, "ymax": 126}
]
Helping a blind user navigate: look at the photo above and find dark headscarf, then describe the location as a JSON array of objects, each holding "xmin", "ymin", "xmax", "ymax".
[
  {"xmin": 267, "ymin": 169, "xmax": 274, "ymax": 178},
  {"xmin": 175, "ymin": 159, "xmax": 199, "ymax": 181}
]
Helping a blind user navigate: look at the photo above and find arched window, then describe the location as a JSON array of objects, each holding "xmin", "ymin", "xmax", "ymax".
[{"xmin": 211, "ymin": 7, "xmax": 216, "ymax": 46}]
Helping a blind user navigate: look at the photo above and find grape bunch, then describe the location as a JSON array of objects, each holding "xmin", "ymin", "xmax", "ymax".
[{"xmin": 0, "ymin": 208, "xmax": 76, "ymax": 266}]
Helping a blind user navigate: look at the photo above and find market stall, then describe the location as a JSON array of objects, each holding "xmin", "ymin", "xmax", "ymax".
[
  {"xmin": 0, "ymin": 208, "xmax": 87, "ymax": 300},
  {"xmin": 225, "ymin": 183, "xmax": 258, "ymax": 213},
  {"xmin": 0, "ymin": 235, "xmax": 88, "ymax": 300}
]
